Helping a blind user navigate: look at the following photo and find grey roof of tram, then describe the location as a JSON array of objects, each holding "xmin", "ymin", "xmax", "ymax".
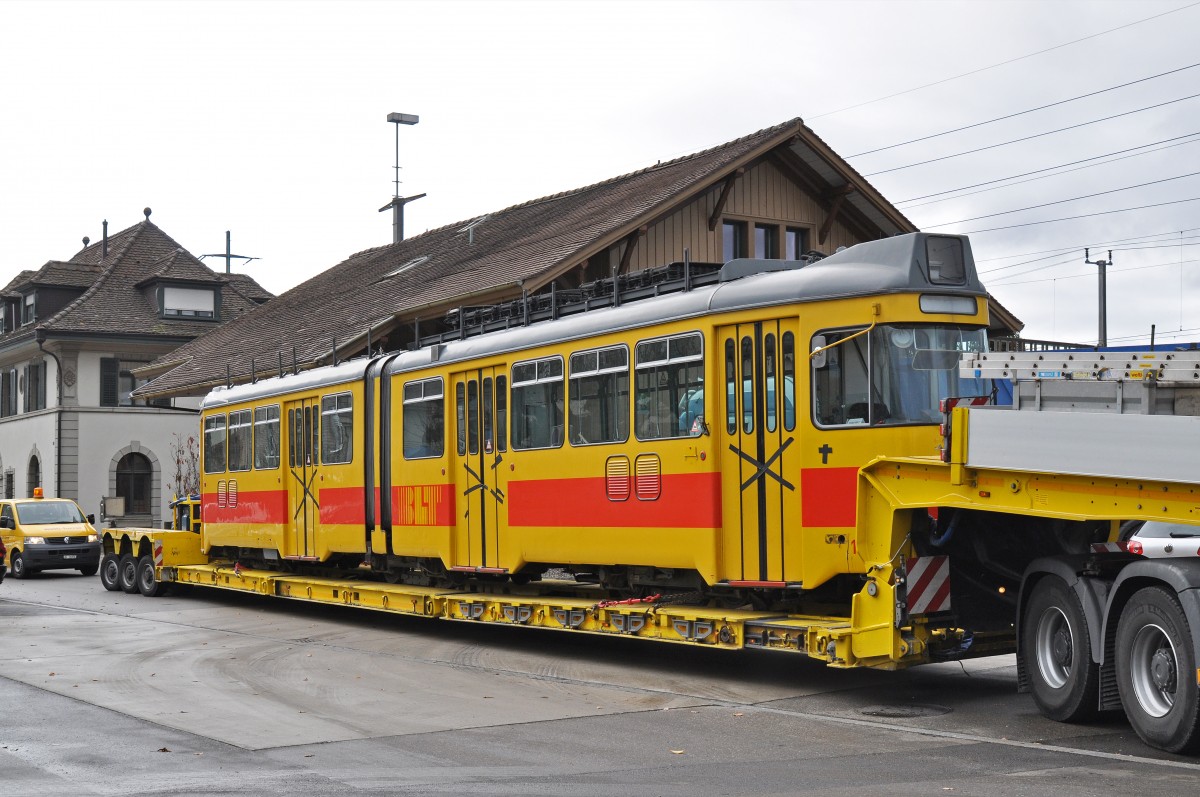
[{"xmin": 202, "ymin": 233, "xmax": 985, "ymax": 410}]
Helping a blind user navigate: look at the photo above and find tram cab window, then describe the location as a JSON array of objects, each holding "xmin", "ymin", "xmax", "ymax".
[
  {"xmin": 253, "ymin": 405, "xmax": 280, "ymax": 469},
  {"xmin": 812, "ymin": 324, "xmax": 989, "ymax": 427},
  {"xmin": 403, "ymin": 377, "xmax": 444, "ymax": 459},
  {"xmin": 568, "ymin": 345, "xmax": 629, "ymax": 445},
  {"xmin": 635, "ymin": 332, "xmax": 704, "ymax": 440},
  {"xmin": 203, "ymin": 414, "xmax": 226, "ymax": 474},
  {"xmin": 320, "ymin": 392, "xmax": 353, "ymax": 464},
  {"xmin": 227, "ymin": 409, "xmax": 252, "ymax": 472},
  {"xmin": 511, "ymin": 356, "xmax": 564, "ymax": 450}
]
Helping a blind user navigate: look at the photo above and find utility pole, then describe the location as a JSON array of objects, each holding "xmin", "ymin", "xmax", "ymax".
[
  {"xmin": 1085, "ymin": 248, "xmax": 1112, "ymax": 347},
  {"xmin": 378, "ymin": 112, "xmax": 426, "ymax": 243}
]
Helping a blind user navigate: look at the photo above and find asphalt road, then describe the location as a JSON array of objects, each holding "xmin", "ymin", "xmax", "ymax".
[{"xmin": 2, "ymin": 571, "xmax": 1199, "ymax": 796}]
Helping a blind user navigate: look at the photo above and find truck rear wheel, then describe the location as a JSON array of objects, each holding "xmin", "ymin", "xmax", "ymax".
[
  {"xmin": 1022, "ymin": 575, "xmax": 1099, "ymax": 722},
  {"xmin": 1116, "ymin": 586, "xmax": 1200, "ymax": 753},
  {"xmin": 100, "ymin": 554, "xmax": 122, "ymax": 591},
  {"xmin": 136, "ymin": 555, "xmax": 171, "ymax": 597},
  {"xmin": 118, "ymin": 554, "xmax": 139, "ymax": 594}
]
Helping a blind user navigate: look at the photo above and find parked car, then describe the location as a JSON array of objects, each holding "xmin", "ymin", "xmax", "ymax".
[
  {"xmin": 0, "ymin": 490, "xmax": 101, "ymax": 578},
  {"xmin": 1122, "ymin": 520, "xmax": 1200, "ymax": 559}
]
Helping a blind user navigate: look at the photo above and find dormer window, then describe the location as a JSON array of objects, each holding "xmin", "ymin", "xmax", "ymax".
[
  {"xmin": 161, "ymin": 286, "xmax": 217, "ymax": 319},
  {"xmin": 22, "ymin": 293, "xmax": 35, "ymax": 325}
]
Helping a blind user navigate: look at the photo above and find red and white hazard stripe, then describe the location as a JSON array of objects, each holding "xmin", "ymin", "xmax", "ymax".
[
  {"xmin": 153, "ymin": 540, "xmax": 164, "ymax": 567},
  {"xmin": 906, "ymin": 555, "xmax": 951, "ymax": 614},
  {"xmin": 939, "ymin": 395, "xmax": 990, "ymax": 412},
  {"xmin": 1090, "ymin": 542, "xmax": 1128, "ymax": 554}
]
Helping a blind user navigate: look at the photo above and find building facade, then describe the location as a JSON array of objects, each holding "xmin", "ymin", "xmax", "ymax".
[{"xmin": 0, "ymin": 211, "xmax": 270, "ymax": 526}]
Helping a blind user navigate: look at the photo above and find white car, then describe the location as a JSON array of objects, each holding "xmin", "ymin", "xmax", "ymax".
[{"xmin": 1123, "ymin": 520, "xmax": 1200, "ymax": 558}]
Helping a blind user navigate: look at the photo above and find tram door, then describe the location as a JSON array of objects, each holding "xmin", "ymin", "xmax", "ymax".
[
  {"xmin": 285, "ymin": 398, "xmax": 319, "ymax": 559},
  {"xmin": 719, "ymin": 320, "xmax": 801, "ymax": 583},
  {"xmin": 451, "ymin": 367, "xmax": 507, "ymax": 570}
]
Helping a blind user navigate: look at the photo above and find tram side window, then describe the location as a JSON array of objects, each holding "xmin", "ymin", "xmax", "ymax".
[
  {"xmin": 813, "ymin": 329, "xmax": 868, "ymax": 426},
  {"xmin": 254, "ymin": 405, "xmax": 280, "ymax": 469},
  {"xmin": 511, "ymin": 356, "xmax": 564, "ymax": 449},
  {"xmin": 203, "ymin": 414, "xmax": 226, "ymax": 474},
  {"xmin": 403, "ymin": 377, "xmax": 444, "ymax": 459},
  {"xmin": 635, "ymin": 332, "xmax": 704, "ymax": 440},
  {"xmin": 320, "ymin": 392, "xmax": 353, "ymax": 464},
  {"xmin": 227, "ymin": 409, "xmax": 252, "ymax": 472},
  {"xmin": 568, "ymin": 345, "xmax": 629, "ymax": 445}
]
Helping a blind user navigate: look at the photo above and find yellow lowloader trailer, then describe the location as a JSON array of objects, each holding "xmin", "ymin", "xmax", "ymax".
[{"xmin": 101, "ymin": 348, "xmax": 1200, "ymax": 753}]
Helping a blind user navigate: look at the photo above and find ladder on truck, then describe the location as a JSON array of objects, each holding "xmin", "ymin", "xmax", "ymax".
[{"xmin": 951, "ymin": 350, "xmax": 1200, "ymax": 485}]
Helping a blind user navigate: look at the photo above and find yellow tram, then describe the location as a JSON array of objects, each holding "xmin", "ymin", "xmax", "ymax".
[{"xmin": 198, "ymin": 233, "xmax": 990, "ymax": 598}]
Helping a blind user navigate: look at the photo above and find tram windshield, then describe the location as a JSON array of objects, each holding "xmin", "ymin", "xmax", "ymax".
[{"xmin": 812, "ymin": 324, "xmax": 989, "ymax": 427}]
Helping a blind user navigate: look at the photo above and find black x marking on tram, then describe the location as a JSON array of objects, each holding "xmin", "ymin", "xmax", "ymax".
[
  {"xmin": 729, "ymin": 437, "xmax": 796, "ymax": 493},
  {"xmin": 462, "ymin": 462, "xmax": 506, "ymax": 517},
  {"xmin": 290, "ymin": 467, "xmax": 321, "ymax": 518}
]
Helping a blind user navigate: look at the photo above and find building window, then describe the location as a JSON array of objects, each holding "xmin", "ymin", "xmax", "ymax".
[
  {"xmin": 785, "ymin": 228, "xmax": 809, "ymax": 260},
  {"xmin": 100, "ymin": 358, "xmax": 169, "ymax": 407},
  {"xmin": 162, "ymin": 286, "xmax": 217, "ymax": 319},
  {"xmin": 22, "ymin": 293, "xmax": 35, "ymax": 325},
  {"xmin": 26, "ymin": 456, "xmax": 39, "ymax": 497},
  {"xmin": 755, "ymin": 224, "xmax": 779, "ymax": 258},
  {"xmin": 722, "ymin": 220, "xmax": 747, "ymax": 263},
  {"xmin": 24, "ymin": 362, "xmax": 46, "ymax": 412},
  {"xmin": 0, "ymin": 369, "xmax": 16, "ymax": 417},
  {"xmin": 3, "ymin": 471, "xmax": 13, "ymax": 499},
  {"xmin": 116, "ymin": 452, "xmax": 152, "ymax": 515}
]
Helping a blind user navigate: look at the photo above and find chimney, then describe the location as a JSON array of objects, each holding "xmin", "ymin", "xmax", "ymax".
[{"xmin": 102, "ymin": 219, "xmax": 108, "ymax": 258}]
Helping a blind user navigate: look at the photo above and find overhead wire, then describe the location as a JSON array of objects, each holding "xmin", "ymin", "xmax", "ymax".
[
  {"xmin": 804, "ymin": 2, "xmax": 1200, "ymax": 120},
  {"xmin": 863, "ymin": 92, "xmax": 1200, "ymax": 177},
  {"xmin": 924, "ymin": 171, "xmax": 1200, "ymax": 228},
  {"xmin": 963, "ymin": 197, "xmax": 1200, "ymax": 235},
  {"xmin": 848, "ymin": 63, "xmax": 1200, "ymax": 158}
]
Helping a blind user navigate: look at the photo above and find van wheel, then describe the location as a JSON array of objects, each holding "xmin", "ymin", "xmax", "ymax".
[
  {"xmin": 137, "ymin": 556, "xmax": 170, "ymax": 597},
  {"xmin": 11, "ymin": 551, "xmax": 32, "ymax": 579},
  {"xmin": 100, "ymin": 555, "xmax": 122, "ymax": 591},
  {"xmin": 78, "ymin": 564, "xmax": 98, "ymax": 577},
  {"xmin": 118, "ymin": 554, "xmax": 139, "ymax": 594}
]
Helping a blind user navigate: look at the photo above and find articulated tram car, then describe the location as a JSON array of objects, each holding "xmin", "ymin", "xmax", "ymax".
[{"xmin": 199, "ymin": 233, "xmax": 990, "ymax": 599}]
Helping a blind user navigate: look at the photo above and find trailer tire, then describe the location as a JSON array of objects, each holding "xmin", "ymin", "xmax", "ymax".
[
  {"xmin": 136, "ymin": 555, "xmax": 171, "ymax": 597},
  {"xmin": 1022, "ymin": 575, "xmax": 1099, "ymax": 722},
  {"xmin": 118, "ymin": 554, "xmax": 139, "ymax": 594},
  {"xmin": 100, "ymin": 554, "xmax": 122, "ymax": 591},
  {"xmin": 1116, "ymin": 586, "xmax": 1200, "ymax": 753}
]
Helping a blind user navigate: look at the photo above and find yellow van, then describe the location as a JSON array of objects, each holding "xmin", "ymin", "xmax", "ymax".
[{"xmin": 0, "ymin": 490, "xmax": 101, "ymax": 579}]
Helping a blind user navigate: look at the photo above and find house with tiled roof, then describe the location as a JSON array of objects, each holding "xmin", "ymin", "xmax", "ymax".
[
  {"xmin": 0, "ymin": 210, "xmax": 271, "ymax": 528},
  {"xmin": 137, "ymin": 117, "xmax": 1021, "ymax": 399}
]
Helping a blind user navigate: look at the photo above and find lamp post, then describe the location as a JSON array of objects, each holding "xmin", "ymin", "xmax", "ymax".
[
  {"xmin": 378, "ymin": 112, "xmax": 425, "ymax": 244},
  {"xmin": 1085, "ymin": 248, "xmax": 1112, "ymax": 347}
]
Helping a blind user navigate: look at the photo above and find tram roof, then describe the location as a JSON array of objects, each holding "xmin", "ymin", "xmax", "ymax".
[{"xmin": 202, "ymin": 233, "xmax": 986, "ymax": 409}]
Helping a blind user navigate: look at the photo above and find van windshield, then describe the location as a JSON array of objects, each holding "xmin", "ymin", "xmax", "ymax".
[{"xmin": 15, "ymin": 501, "xmax": 86, "ymax": 525}]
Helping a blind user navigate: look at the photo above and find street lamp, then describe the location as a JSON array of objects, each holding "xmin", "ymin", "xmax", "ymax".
[
  {"xmin": 379, "ymin": 112, "xmax": 426, "ymax": 243},
  {"xmin": 1085, "ymin": 248, "xmax": 1112, "ymax": 347}
]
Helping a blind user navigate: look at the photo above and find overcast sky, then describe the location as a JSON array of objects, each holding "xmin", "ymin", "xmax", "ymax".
[{"xmin": 2, "ymin": 0, "xmax": 1197, "ymax": 347}]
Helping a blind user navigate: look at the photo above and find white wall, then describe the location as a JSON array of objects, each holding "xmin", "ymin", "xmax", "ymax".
[{"xmin": 0, "ymin": 411, "xmax": 57, "ymax": 497}]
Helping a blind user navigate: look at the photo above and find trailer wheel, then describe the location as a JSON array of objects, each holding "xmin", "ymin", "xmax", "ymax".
[
  {"xmin": 99, "ymin": 554, "xmax": 122, "ymax": 591},
  {"xmin": 118, "ymin": 554, "xmax": 139, "ymax": 594},
  {"xmin": 136, "ymin": 556, "xmax": 171, "ymax": 597},
  {"xmin": 1022, "ymin": 575, "xmax": 1098, "ymax": 722},
  {"xmin": 1116, "ymin": 586, "xmax": 1200, "ymax": 753}
]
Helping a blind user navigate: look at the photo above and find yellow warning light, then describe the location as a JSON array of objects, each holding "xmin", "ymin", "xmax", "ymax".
[{"xmin": 33, "ymin": 487, "xmax": 44, "ymax": 499}]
